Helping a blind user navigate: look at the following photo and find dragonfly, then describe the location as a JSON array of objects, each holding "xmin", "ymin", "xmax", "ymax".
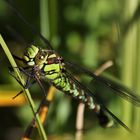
[{"xmin": 4, "ymin": 0, "xmax": 140, "ymax": 138}]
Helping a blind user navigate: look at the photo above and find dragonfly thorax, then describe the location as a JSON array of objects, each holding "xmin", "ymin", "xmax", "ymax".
[{"xmin": 23, "ymin": 45, "xmax": 64, "ymax": 80}]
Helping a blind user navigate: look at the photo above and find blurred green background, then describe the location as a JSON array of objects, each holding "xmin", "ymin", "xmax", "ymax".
[{"xmin": 0, "ymin": 0, "xmax": 140, "ymax": 140}]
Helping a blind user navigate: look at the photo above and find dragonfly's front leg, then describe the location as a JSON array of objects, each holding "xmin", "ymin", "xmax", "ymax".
[{"xmin": 9, "ymin": 66, "xmax": 36, "ymax": 99}]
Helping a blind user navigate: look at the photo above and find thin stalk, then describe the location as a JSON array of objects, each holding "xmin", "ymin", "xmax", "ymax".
[
  {"xmin": 0, "ymin": 35, "xmax": 47, "ymax": 140},
  {"xmin": 23, "ymin": 86, "xmax": 56, "ymax": 139},
  {"xmin": 49, "ymin": 0, "xmax": 57, "ymax": 40},
  {"xmin": 133, "ymin": 18, "xmax": 140, "ymax": 132},
  {"xmin": 40, "ymin": 0, "xmax": 50, "ymax": 39},
  {"xmin": 121, "ymin": 0, "xmax": 138, "ymax": 131},
  {"xmin": 75, "ymin": 61, "xmax": 113, "ymax": 140},
  {"xmin": 40, "ymin": 0, "xmax": 58, "ymax": 47}
]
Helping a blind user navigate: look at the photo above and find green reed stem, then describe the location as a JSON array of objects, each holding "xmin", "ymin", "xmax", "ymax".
[
  {"xmin": 40, "ymin": 0, "xmax": 50, "ymax": 39},
  {"xmin": 40, "ymin": 0, "xmax": 58, "ymax": 47},
  {"xmin": 0, "ymin": 34, "xmax": 47, "ymax": 140},
  {"xmin": 133, "ymin": 19, "xmax": 140, "ymax": 132},
  {"xmin": 121, "ymin": 0, "xmax": 139, "ymax": 132}
]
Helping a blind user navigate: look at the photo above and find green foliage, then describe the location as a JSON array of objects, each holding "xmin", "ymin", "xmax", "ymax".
[{"xmin": 0, "ymin": 0, "xmax": 140, "ymax": 139}]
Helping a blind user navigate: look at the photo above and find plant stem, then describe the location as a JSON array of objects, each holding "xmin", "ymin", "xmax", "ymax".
[
  {"xmin": 40, "ymin": 0, "xmax": 58, "ymax": 48},
  {"xmin": 133, "ymin": 18, "xmax": 140, "ymax": 132},
  {"xmin": 0, "ymin": 34, "xmax": 47, "ymax": 140},
  {"xmin": 40, "ymin": 0, "xmax": 50, "ymax": 39},
  {"xmin": 121, "ymin": 0, "xmax": 138, "ymax": 131}
]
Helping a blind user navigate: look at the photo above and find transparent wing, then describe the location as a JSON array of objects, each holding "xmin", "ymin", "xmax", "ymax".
[
  {"xmin": 5, "ymin": 0, "xmax": 53, "ymax": 50},
  {"xmin": 65, "ymin": 61, "xmax": 140, "ymax": 107},
  {"xmin": 64, "ymin": 69, "xmax": 136, "ymax": 134}
]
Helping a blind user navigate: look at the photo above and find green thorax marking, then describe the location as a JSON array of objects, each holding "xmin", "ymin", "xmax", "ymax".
[
  {"xmin": 42, "ymin": 53, "xmax": 63, "ymax": 80},
  {"xmin": 24, "ymin": 45, "xmax": 64, "ymax": 80}
]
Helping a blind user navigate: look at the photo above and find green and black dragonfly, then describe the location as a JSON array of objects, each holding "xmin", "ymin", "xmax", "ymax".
[{"xmin": 4, "ymin": 0, "xmax": 140, "ymax": 137}]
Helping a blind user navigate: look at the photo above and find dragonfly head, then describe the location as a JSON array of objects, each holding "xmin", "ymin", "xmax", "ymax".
[{"xmin": 23, "ymin": 45, "xmax": 48, "ymax": 67}]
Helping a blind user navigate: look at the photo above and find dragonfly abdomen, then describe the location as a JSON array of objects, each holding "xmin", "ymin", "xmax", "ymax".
[
  {"xmin": 52, "ymin": 74, "xmax": 113, "ymax": 127},
  {"xmin": 53, "ymin": 73, "xmax": 96, "ymax": 110}
]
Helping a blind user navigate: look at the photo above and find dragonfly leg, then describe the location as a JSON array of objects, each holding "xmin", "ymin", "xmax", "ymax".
[
  {"xmin": 16, "ymin": 66, "xmax": 47, "ymax": 97},
  {"xmin": 9, "ymin": 66, "xmax": 47, "ymax": 99},
  {"xmin": 34, "ymin": 75, "xmax": 47, "ymax": 98},
  {"xmin": 12, "ymin": 78, "xmax": 36, "ymax": 99},
  {"xmin": 9, "ymin": 68, "xmax": 36, "ymax": 99},
  {"xmin": 9, "ymin": 67, "xmax": 23, "ymax": 86}
]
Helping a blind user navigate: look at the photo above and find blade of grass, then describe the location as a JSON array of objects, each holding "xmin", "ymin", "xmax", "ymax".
[{"xmin": 0, "ymin": 34, "xmax": 47, "ymax": 140}]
